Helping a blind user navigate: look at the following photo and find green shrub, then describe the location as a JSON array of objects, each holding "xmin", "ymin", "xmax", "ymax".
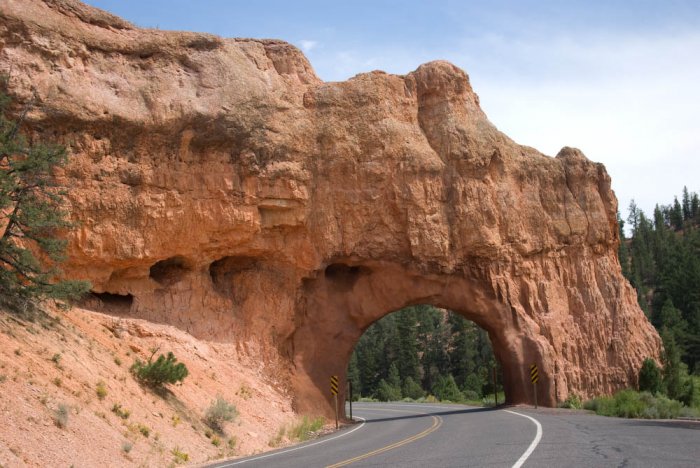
[
  {"xmin": 462, "ymin": 390, "xmax": 480, "ymax": 402},
  {"xmin": 288, "ymin": 416, "xmax": 324, "ymax": 441},
  {"xmin": 584, "ymin": 389, "xmax": 683, "ymax": 419},
  {"xmin": 111, "ymin": 403, "xmax": 130, "ymax": 419},
  {"xmin": 560, "ymin": 394, "xmax": 583, "ymax": 409},
  {"xmin": 432, "ymin": 375, "xmax": 463, "ymax": 403},
  {"xmin": 376, "ymin": 379, "xmax": 401, "ymax": 402},
  {"xmin": 171, "ymin": 447, "xmax": 189, "ymax": 464},
  {"xmin": 401, "ymin": 377, "xmax": 425, "ymax": 400},
  {"xmin": 54, "ymin": 404, "xmax": 69, "ymax": 428},
  {"xmin": 227, "ymin": 436, "xmax": 237, "ymax": 450},
  {"xmin": 268, "ymin": 426, "xmax": 285, "ymax": 447},
  {"xmin": 96, "ymin": 381, "xmax": 107, "ymax": 400},
  {"xmin": 138, "ymin": 424, "xmax": 150, "ymax": 438},
  {"xmin": 204, "ymin": 396, "xmax": 238, "ymax": 433},
  {"xmin": 613, "ymin": 389, "xmax": 646, "ymax": 417},
  {"xmin": 130, "ymin": 351, "xmax": 188, "ymax": 387},
  {"xmin": 638, "ymin": 358, "xmax": 663, "ymax": 394}
]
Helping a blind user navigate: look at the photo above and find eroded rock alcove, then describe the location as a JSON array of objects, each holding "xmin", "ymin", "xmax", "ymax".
[{"xmin": 0, "ymin": 0, "xmax": 661, "ymax": 415}]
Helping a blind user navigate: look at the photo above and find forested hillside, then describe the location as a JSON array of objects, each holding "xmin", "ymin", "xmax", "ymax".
[
  {"xmin": 619, "ymin": 187, "xmax": 700, "ymax": 399},
  {"xmin": 348, "ymin": 187, "xmax": 700, "ymax": 405},
  {"xmin": 347, "ymin": 305, "xmax": 501, "ymax": 402}
]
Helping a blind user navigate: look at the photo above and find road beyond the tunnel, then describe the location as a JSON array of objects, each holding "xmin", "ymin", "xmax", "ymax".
[{"xmin": 207, "ymin": 402, "xmax": 700, "ymax": 467}]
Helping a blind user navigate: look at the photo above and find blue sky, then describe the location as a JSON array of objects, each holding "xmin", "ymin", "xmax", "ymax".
[{"xmin": 83, "ymin": 0, "xmax": 700, "ymax": 221}]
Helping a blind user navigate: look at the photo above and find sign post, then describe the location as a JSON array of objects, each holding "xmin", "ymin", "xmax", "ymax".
[
  {"xmin": 348, "ymin": 380, "xmax": 353, "ymax": 420},
  {"xmin": 330, "ymin": 375, "xmax": 339, "ymax": 429},
  {"xmin": 529, "ymin": 364, "xmax": 539, "ymax": 408}
]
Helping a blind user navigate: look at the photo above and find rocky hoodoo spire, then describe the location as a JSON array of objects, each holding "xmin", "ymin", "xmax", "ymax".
[{"xmin": 1, "ymin": 0, "xmax": 660, "ymax": 414}]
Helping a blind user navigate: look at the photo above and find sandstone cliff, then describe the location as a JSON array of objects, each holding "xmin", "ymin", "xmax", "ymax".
[{"xmin": 0, "ymin": 0, "xmax": 661, "ymax": 414}]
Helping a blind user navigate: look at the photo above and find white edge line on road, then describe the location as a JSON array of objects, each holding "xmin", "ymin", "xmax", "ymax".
[
  {"xmin": 216, "ymin": 417, "xmax": 367, "ymax": 466},
  {"xmin": 504, "ymin": 409, "xmax": 543, "ymax": 468}
]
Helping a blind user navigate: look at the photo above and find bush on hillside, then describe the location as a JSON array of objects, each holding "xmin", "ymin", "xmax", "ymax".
[
  {"xmin": 376, "ymin": 378, "xmax": 402, "ymax": 401},
  {"xmin": 204, "ymin": 396, "xmax": 238, "ymax": 433},
  {"xmin": 401, "ymin": 376, "xmax": 425, "ymax": 400},
  {"xmin": 638, "ymin": 358, "xmax": 663, "ymax": 394},
  {"xmin": 130, "ymin": 351, "xmax": 188, "ymax": 387},
  {"xmin": 432, "ymin": 375, "xmax": 463, "ymax": 402},
  {"xmin": 584, "ymin": 389, "xmax": 684, "ymax": 419}
]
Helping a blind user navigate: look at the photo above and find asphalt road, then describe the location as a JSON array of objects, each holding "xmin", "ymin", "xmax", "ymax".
[{"xmin": 207, "ymin": 402, "xmax": 700, "ymax": 467}]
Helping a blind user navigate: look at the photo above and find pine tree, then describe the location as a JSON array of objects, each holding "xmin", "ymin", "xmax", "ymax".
[
  {"xmin": 627, "ymin": 200, "xmax": 640, "ymax": 232},
  {"xmin": 661, "ymin": 329, "xmax": 683, "ymax": 399},
  {"xmin": 387, "ymin": 362, "xmax": 401, "ymax": 389},
  {"xmin": 347, "ymin": 352, "xmax": 361, "ymax": 400},
  {"xmin": 349, "ymin": 306, "xmax": 497, "ymax": 400},
  {"xmin": 638, "ymin": 358, "xmax": 662, "ymax": 394},
  {"xmin": 690, "ymin": 193, "xmax": 699, "ymax": 220},
  {"xmin": 376, "ymin": 378, "xmax": 401, "ymax": 401},
  {"xmin": 432, "ymin": 374, "xmax": 463, "ymax": 402},
  {"xmin": 617, "ymin": 212, "xmax": 631, "ymax": 278},
  {"xmin": 670, "ymin": 197, "xmax": 683, "ymax": 230},
  {"xmin": 681, "ymin": 186, "xmax": 691, "ymax": 221},
  {"xmin": 396, "ymin": 307, "xmax": 420, "ymax": 383},
  {"xmin": 401, "ymin": 376, "xmax": 424, "ymax": 399},
  {"xmin": 0, "ymin": 77, "xmax": 90, "ymax": 311}
]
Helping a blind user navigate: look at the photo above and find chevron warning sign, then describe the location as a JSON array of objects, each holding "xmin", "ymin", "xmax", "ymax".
[
  {"xmin": 330, "ymin": 375, "xmax": 339, "ymax": 395},
  {"xmin": 529, "ymin": 364, "xmax": 539, "ymax": 384}
]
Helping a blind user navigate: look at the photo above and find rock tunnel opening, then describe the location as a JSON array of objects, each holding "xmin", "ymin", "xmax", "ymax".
[
  {"xmin": 291, "ymin": 261, "xmax": 548, "ymax": 419},
  {"xmin": 80, "ymin": 291, "xmax": 134, "ymax": 315},
  {"xmin": 346, "ymin": 304, "xmax": 504, "ymax": 405},
  {"xmin": 149, "ymin": 256, "xmax": 191, "ymax": 287}
]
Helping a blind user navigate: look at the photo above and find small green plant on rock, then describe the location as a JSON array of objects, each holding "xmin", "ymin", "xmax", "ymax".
[
  {"xmin": 54, "ymin": 404, "xmax": 69, "ymax": 428},
  {"xmin": 171, "ymin": 447, "xmax": 189, "ymax": 464},
  {"xmin": 204, "ymin": 396, "xmax": 238, "ymax": 433},
  {"xmin": 96, "ymin": 381, "xmax": 107, "ymax": 400},
  {"xmin": 130, "ymin": 349, "xmax": 188, "ymax": 388},
  {"xmin": 138, "ymin": 423, "xmax": 150, "ymax": 438},
  {"xmin": 111, "ymin": 403, "xmax": 130, "ymax": 419}
]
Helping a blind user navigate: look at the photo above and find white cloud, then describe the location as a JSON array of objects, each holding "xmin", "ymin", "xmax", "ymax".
[
  {"xmin": 464, "ymin": 31, "xmax": 700, "ymax": 217},
  {"xmin": 299, "ymin": 40, "xmax": 318, "ymax": 53}
]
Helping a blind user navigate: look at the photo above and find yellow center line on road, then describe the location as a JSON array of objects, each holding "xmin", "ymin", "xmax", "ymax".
[{"xmin": 326, "ymin": 408, "xmax": 444, "ymax": 468}]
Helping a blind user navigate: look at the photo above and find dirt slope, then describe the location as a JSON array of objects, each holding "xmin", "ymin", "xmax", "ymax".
[{"xmin": 0, "ymin": 305, "xmax": 318, "ymax": 467}]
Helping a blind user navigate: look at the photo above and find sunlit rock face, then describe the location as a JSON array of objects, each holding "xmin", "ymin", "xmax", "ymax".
[{"xmin": 1, "ymin": 0, "xmax": 661, "ymax": 414}]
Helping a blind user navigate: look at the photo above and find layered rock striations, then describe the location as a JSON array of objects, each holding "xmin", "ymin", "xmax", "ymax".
[{"xmin": 1, "ymin": 0, "xmax": 661, "ymax": 413}]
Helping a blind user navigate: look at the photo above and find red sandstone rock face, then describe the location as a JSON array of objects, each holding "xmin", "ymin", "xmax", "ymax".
[{"xmin": 1, "ymin": 0, "xmax": 661, "ymax": 414}]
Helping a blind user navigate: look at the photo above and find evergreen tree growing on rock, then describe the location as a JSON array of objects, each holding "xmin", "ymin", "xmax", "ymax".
[{"xmin": 0, "ymin": 77, "xmax": 89, "ymax": 311}]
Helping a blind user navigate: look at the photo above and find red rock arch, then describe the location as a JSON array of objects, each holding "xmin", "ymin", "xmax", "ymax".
[{"xmin": 2, "ymin": 0, "xmax": 662, "ymax": 417}]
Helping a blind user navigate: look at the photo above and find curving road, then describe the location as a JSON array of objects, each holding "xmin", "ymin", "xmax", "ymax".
[{"xmin": 208, "ymin": 402, "xmax": 700, "ymax": 467}]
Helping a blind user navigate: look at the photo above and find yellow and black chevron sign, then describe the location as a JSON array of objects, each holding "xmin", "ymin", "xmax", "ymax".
[
  {"xmin": 529, "ymin": 364, "xmax": 539, "ymax": 384},
  {"xmin": 330, "ymin": 375, "xmax": 339, "ymax": 395}
]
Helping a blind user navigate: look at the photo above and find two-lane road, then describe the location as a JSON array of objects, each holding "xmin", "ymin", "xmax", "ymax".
[{"xmin": 208, "ymin": 402, "xmax": 700, "ymax": 467}]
